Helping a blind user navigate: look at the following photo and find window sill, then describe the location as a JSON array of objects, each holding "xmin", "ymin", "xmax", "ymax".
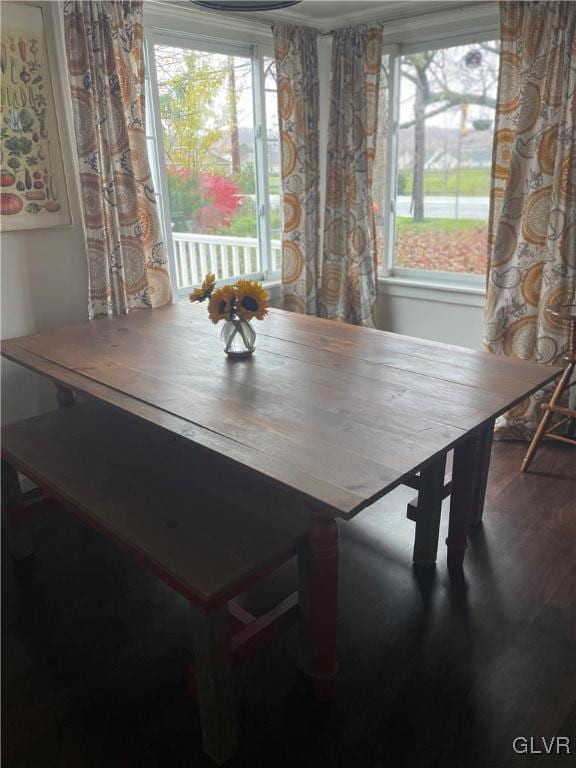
[
  {"xmin": 377, "ymin": 275, "xmax": 486, "ymax": 307},
  {"xmin": 258, "ymin": 279, "xmax": 485, "ymax": 307},
  {"xmin": 195, "ymin": 277, "xmax": 485, "ymax": 308},
  {"xmin": 262, "ymin": 280, "xmax": 281, "ymax": 301}
]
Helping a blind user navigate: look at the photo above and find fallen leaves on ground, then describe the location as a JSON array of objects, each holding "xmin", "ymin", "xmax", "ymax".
[{"xmin": 394, "ymin": 226, "xmax": 488, "ymax": 274}]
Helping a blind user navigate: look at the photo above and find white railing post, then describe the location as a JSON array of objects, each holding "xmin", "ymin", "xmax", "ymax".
[
  {"xmin": 208, "ymin": 242, "xmax": 218, "ymax": 277},
  {"xmin": 176, "ymin": 240, "xmax": 184, "ymax": 288},
  {"xmin": 232, "ymin": 245, "xmax": 240, "ymax": 277},
  {"xmin": 171, "ymin": 233, "xmax": 281, "ymax": 291},
  {"xmin": 192, "ymin": 241, "xmax": 200, "ymax": 285},
  {"xmin": 199, "ymin": 242, "xmax": 208, "ymax": 279},
  {"xmin": 184, "ymin": 241, "xmax": 192, "ymax": 288}
]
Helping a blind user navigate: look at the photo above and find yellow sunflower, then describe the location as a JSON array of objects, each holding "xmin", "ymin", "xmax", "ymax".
[
  {"xmin": 208, "ymin": 285, "xmax": 235, "ymax": 324},
  {"xmin": 189, "ymin": 273, "xmax": 216, "ymax": 303},
  {"xmin": 235, "ymin": 279, "xmax": 269, "ymax": 321}
]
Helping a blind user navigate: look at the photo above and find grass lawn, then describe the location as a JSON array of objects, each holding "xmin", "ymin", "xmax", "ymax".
[
  {"xmin": 398, "ymin": 168, "xmax": 490, "ymax": 196},
  {"xmin": 396, "ymin": 217, "xmax": 484, "ymax": 234},
  {"xmin": 268, "ymin": 177, "xmax": 281, "ymax": 194}
]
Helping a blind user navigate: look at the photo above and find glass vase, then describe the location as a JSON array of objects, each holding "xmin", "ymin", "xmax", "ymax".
[{"xmin": 220, "ymin": 318, "xmax": 256, "ymax": 358}]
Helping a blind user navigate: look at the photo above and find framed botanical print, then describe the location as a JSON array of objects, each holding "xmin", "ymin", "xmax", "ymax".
[{"xmin": 0, "ymin": 2, "xmax": 72, "ymax": 231}]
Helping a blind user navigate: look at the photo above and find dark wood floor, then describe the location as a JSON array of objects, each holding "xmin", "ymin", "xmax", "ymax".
[{"xmin": 3, "ymin": 441, "xmax": 575, "ymax": 768}]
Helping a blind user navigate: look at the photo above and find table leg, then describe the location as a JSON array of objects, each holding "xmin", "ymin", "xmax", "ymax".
[
  {"xmin": 190, "ymin": 605, "xmax": 238, "ymax": 765},
  {"xmin": 447, "ymin": 434, "xmax": 481, "ymax": 571},
  {"xmin": 413, "ymin": 452, "xmax": 447, "ymax": 568},
  {"xmin": 469, "ymin": 419, "xmax": 494, "ymax": 527},
  {"xmin": 56, "ymin": 385, "xmax": 76, "ymax": 408},
  {"xmin": 298, "ymin": 510, "xmax": 339, "ymax": 701},
  {"xmin": 1, "ymin": 459, "xmax": 34, "ymax": 560}
]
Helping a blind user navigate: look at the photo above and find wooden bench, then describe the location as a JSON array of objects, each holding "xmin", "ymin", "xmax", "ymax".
[{"xmin": 1, "ymin": 401, "xmax": 310, "ymax": 765}]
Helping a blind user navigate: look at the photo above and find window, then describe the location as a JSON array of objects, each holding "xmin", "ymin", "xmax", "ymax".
[
  {"xmin": 378, "ymin": 37, "xmax": 500, "ymax": 280},
  {"xmin": 263, "ymin": 56, "xmax": 282, "ymax": 269},
  {"xmin": 145, "ymin": 35, "xmax": 278, "ymax": 296},
  {"xmin": 144, "ymin": 24, "xmax": 499, "ymax": 293}
]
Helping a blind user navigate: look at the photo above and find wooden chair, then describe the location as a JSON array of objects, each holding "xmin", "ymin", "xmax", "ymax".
[
  {"xmin": 522, "ymin": 305, "xmax": 576, "ymax": 472},
  {"xmin": 1, "ymin": 401, "xmax": 310, "ymax": 765}
]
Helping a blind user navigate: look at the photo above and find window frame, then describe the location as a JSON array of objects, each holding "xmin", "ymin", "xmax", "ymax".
[
  {"xmin": 144, "ymin": 29, "xmax": 279, "ymax": 298},
  {"xmin": 143, "ymin": 12, "xmax": 499, "ymax": 296},
  {"xmin": 381, "ymin": 27, "xmax": 499, "ymax": 286}
]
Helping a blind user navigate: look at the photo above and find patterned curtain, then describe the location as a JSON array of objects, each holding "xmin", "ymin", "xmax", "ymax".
[
  {"xmin": 319, "ymin": 25, "xmax": 383, "ymax": 326},
  {"xmin": 484, "ymin": 1, "xmax": 576, "ymax": 438},
  {"xmin": 273, "ymin": 23, "xmax": 320, "ymax": 315},
  {"xmin": 64, "ymin": 1, "xmax": 172, "ymax": 317}
]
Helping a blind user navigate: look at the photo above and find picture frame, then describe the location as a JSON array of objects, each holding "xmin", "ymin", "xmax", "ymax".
[{"xmin": 1, "ymin": 2, "xmax": 72, "ymax": 232}]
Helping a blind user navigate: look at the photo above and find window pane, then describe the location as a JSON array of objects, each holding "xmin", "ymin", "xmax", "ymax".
[
  {"xmin": 154, "ymin": 45, "xmax": 259, "ymax": 288},
  {"xmin": 264, "ymin": 56, "xmax": 282, "ymax": 273},
  {"xmin": 395, "ymin": 41, "xmax": 499, "ymax": 274}
]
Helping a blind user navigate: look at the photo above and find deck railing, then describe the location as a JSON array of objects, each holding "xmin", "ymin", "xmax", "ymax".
[{"xmin": 172, "ymin": 233, "xmax": 282, "ymax": 290}]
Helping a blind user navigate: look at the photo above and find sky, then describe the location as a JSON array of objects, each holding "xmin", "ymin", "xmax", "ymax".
[{"xmin": 153, "ymin": 38, "xmax": 499, "ymax": 162}]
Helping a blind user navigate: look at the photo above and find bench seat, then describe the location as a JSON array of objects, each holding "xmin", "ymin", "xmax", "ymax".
[
  {"xmin": 2, "ymin": 401, "xmax": 309, "ymax": 606},
  {"xmin": 1, "ymin": 401, "xmax": 309, "ymax": 764}
]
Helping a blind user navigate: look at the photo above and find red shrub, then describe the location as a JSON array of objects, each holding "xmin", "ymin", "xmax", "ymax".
[{"xmin": 198, "ymin": 173, "xmax": 241, "ymax": 231}]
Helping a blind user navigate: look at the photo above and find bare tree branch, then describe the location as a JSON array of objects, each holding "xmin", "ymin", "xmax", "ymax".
[
  {"xmin": 400, "ymin": 101, "xmax": 459, "ymax": 129},
  {"xmin": 426, "ymin": 90, "xmax": 496, "ymax": 108}
]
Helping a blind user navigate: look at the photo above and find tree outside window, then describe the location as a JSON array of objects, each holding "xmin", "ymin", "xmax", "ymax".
[{"xmin": 380, "ymin": 40, "xmax": 500, "ymax": 275}]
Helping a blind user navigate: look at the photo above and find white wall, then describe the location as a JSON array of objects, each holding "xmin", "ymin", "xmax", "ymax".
[
  {"xmin": 269, "ymin": 281, "xmax": 485, "ymax": 349},
  {"xmin": 375, "ymin": 281, "xmax": 485, "ymax": 348},
  {"xmin": 1, "ymin": 2, "xmax": 88, "ymax": 424}
]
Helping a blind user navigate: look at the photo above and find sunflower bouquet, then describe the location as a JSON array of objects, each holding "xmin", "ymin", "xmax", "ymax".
[{"xmin": 190, "ymin": 273, "xmax": 269, "ymax": 357}]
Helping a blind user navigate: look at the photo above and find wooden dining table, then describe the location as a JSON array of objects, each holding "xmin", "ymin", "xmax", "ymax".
[{"xmin": 1, "ymin": 303, "xmax": 562, "ymax": 698}]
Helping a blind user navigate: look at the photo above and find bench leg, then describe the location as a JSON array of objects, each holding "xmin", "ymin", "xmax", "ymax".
[
  {"xmin": 298, "ymin": 510, "xmax": 339, "ymax": 701},
  {"xmin": 297, "ymin": 538, "xmax": 313, "ymax": 678},
  {"xmin": 1, "ymin": 460, "xmax": 34, "ymax": 560},
  {"xmin": 412, "ymin": 453, "xmax": 447, "ymax": 568},
  {"xmin": 190, "ymin": 605, "xmax": 238, "ymax": 765},
  {"xmin": 447, "ymin": 433, "xmax": 481, "ymax": 571}
]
